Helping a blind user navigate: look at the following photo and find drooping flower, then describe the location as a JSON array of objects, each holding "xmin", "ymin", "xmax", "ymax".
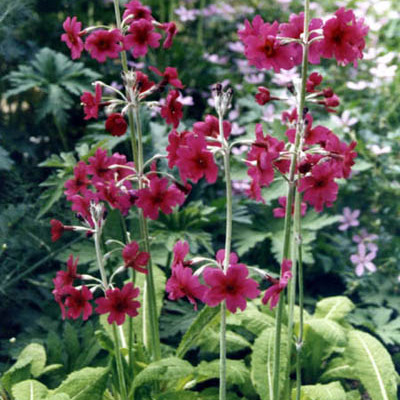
[
  {"xmin": 85, "ymin": 29, "xmax": 123, "ymax": 62},
  {"xmin": 350, "ymin": 243, "xmax": 377, "ymax": 276},
  {"xmin": 149, "ymin": 66, "xmax": 184, "ymax": 89},
  {"xmin": 123, "ymin": 0, "xmax": 153, "ymax": 21},
  {"xmin": 171, "ymin": 240, "xmax": 191, "ymax": 268},
  {"xmin": 64, "ymin": 285, "xmax": 93, "ymax": 321},
  {"xmin": 105, "ymin": 113, "xmax": 128, "ymax": 137},
  {"xmin": 135, "ymin": 71, "xmax": 155, "ymax": 93},
  {"xmin": 176, "ymin": 134, "xmax": 219, "ymax": 184},
  {"xmin": 338, "ymin": 207, "xmax": 360, "ymax": 231},
  {"xmin": 124, "ymin": 19, "xmax": 162, "ymax": 58},
  {"xmin": 136, "ymin": 175, "xmax": 186, "ymax": 220},
  {"xmin": 64, "ymin": 161, "xmax": 91, "ymax": 199},
  {"xmin": 262, "ymin": 259, "xmax": 292, "ymax": 310},
  {"xmin": 320, "ymin": 7, "xmax": 369, "ymax": 66},
  {"xmin": 203, "ymin": 255, "xmax": 260, "ymax": 313},
  {"xmin": 324, "ymin": 135, "xmax": 357, "ymax": 179},
  {"xmin": 50, "ymin": 219, "xmax": 66, "ymax": 242},
  {"xmin": 160, "ymin": 22, "xmax": 178, "ymax": 49},
  {"xmin": 61, "ymin": 16, "xmax": 85, "ymax": 60},
  {"xmin": 160, "ymin": 90, "xmax": 183, "ymax": 128},
  {"xmin": 298, "ymin": 162, "xmax": 338, "ymax": 212},
  {"xmin": 53, "ymin": 254, "xmax": 80, "ymax": 290},
  {"xmin": 95, "ymin": 282, "xmax": 141, "ymax": 325},
  {"xmin": 273, "ymin": 196, "xmax": 307, "ymax": 218},
  {"xmin": 166, "ymin": 263, "xmax": 206, "ymax": 310},
  {"xmin": 238, "ymin": 17, "xmax": 295, "ymax": 72},
  {"xmin": 122, "ymin": 241, "xmax": 150, "ymax": 274},
  {"xmin": 255, "ymin": 86, "xmax": 272, "ymax": 105},
  {"xmin": 81, "ymin": 83, "xmax": 102, "ymax": 120},
  {"xmin": 166, "ymin": 129, "xmax": 190, "ymax": 168}
]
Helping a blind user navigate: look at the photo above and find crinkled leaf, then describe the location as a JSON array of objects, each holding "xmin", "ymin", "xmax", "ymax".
[
  {"xmin": 291, "ymin": 382, "xmax": 346, "ymax": 400},
  {"xmin": 314, "ymin": 296, "xmax": 355, "ymax": 322},
  {"xmin": 12, "ymin": 380, "xmax": 48, "ymax": 400}
]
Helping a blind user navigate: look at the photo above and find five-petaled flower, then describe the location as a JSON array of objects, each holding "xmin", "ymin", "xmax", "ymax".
[
  {"xmin": 122, "ymin": 241, "xmax": 150, "ymax": 274},
  {"xmin": 61, "ymin": 16, "xmax": 85, "ymax": 60}
]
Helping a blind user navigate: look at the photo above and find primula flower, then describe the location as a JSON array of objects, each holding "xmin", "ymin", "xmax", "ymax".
[
  {"xmin": 193, "ymin": 115, "xmax": 231, "ymax": 141},
  {"xmin": 51, "ymin": 219, "xmax": 66, "ymax": 242},
  {"xmin": 166, "ymin": 129, "xmax": 190, "ymax": 168},
  {"xmin": 149, "ymin": 66, "xmax": 183, "ymax": 89},
  {"xmin": 203, "ymin": 253, "xmax": 260, "ymax": 313},
  {"xmin": 321, "ymin": 7, "xmax": 368, "ymax": 66},
  {"xmin": 273, "ymin": 196, "xmax": 307, "ymax": 218},
  {"xmin": 88, "ymin": 148, "xmax": 114, "ymax": 181},
  {"xmin": 255, "ymin": 87, "xmax": 272, "ymax": 105},
  {"xmin": 298, "ymin": 162, "xmax": 338, "ymax": 212},
  {"xmin": 95, "ymin": 283, "xmax": 141, "ymax": 325},
  {"xmin": 350, "ymin": 243, "xmax": 377, "ymax": 277},
  {"xmin": 338, "ymin": 207, "xmax": 360, "ymax": 231},
  {"xmin": 160, "ymin": 22, "xmax": 178, "ymax": 49},
  {"xmin": 262, "ymin": 259, "xmax": 292, "ymax": 310},
  {"xmin": 123, "ymin": 0, "xmax": 153, "ymax": 21},
  {"xmin": 61, "ymin": 16, "xmax": 84, "ymax": 60},
  {"xmin": 238, "ymin": 17, "xmax": 295, "ymax": 72},
  {"xmin": 64, "ymin": 161, "xmax": 91, "ymax": 199},
  {"xmin": 70, "ymin": 193, "xmax": 97, "ymax": 227},
  {"xmin": 85, "ymin": 29, "xmax": 123, "ymax": 62},
  {"xmin": 53, "ymin": 254, "xmax": 80, "ymax": 290},
  {"xmin": 122, "ymin": 241, "xmax": 150, "ymax": 274},
  {"xmin": 160, "ymin": 90, "xmax": 183, "ymax": 128},
  {"xmin": 136, "ymin": 175, "xmax": 186, "ymax": 220},
  {"xmin": 81, "ymin": 84, "xmax": 102, "ymax": 120},
  {"xmin": 64, "ymin": 285, "xmax": 93, "ymax": 321},
  {"xmin": 176, "ymin": 134, "xmax": 219, "ymax": 184},
  {"xmin": 124, "ymin": 19, "xmax": 162, "ymax": 58},
  {"xmin": 135, "ymin": 71, "xmax": 155, "ymax": 93},
  {"xmin": 105, "ymin": 113, "xmax": 128, "ymax": 136},
  {"xmin": 171, "ymin": 240, "xmax": 191, "ymax": 268},
  {"xmin": 306, "ymin": 72, "xmax": 323, "ymax": 93},
  {"xmin": 166, "ymin": 263, "xmax": 206, "ymax": 310},
  {"xmin": 324, "ymin": 135, "xmax": 357, "ymax": 178}
]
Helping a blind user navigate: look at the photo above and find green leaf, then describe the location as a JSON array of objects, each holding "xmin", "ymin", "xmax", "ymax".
[
  {"xmin": 314, "ymin": 296, "xmax": 355, "ymax": 322},
  {"xmin": 291, "ymin": 382, "xmax": 346, "ymax": 400},
  {"xmin": 63, "ymin": 323, "xmax": 80, "ymax": 370},
  {"xmin": 1, "ymin": 357, "xmax": 31, "ymax": 392},
  {"xmin": 346, "ymin": 390, "xmax": 362, "ymax": 400},
  {"xmin": 44, "ymin": 395, "xmax": 71, "ymax": 400},
  {"xmin": 197, "ymin": 328, "xmax": 250, "ymax": 354},
  {"xmin": 227, "ymin": 307, "xmax": 275, "ymax": 336},
  {"xmin": 251, "ymin": 327, "xmax": 288, "ymax": 400},
  {"xmin": 155, "ymin": 392, "xmax": 201, "ymax": 400},
  {"xmin": 301, "ymin": 211, "xmax": 342, "ymax": 231},
  {"xmin": 344, "ymin": 330, "xmax": 398, "ymax": 400},
  {"xmin": 320, "ymin": 357, "xmax": 356, "ymax": 382},
  {"xmin": 176, "ymin": 306, "xmax": 220, "ymax": 358},
  {"xmin": 131, "ymin": 357, "xmax": 194, "ymax": 396},
  {"xmin": 12, "ymin": 380, "xmax": 48, "ymax": 400},
  {"xmin": 53, "ymin": 367, "xmax": 108, "ymax": 400},
  {"xmin": 0, "ymin": 146, "xmax": 14, "ymax": 170}
]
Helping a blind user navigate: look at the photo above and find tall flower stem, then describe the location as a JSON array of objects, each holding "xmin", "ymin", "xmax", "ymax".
[
  {"xmin": 218, "ymin": 111, "xmax": 233, "ymax": 400},
  {"xmin": 112, "ymin": 0, "xmax": 161, "ymax": 362},
  {"xmin": 112, "ymin": 323, "xmax": 128, "ymax": 400},
  {"xmin": 272, "ymin": 1, "xmax": 310, "ymax": 399}
]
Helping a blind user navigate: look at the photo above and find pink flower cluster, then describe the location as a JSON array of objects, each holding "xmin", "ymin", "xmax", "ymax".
[
  {"xmin": 166, "ymin": 241, "xmax": 294, "ymax": 313},
  {"xmin": 61, "ymin": 1, "xmax": 177, "ymax": 62},
  {"xmin": 238, "ymin": 8, "xmax": 368, "ymax": 71}
]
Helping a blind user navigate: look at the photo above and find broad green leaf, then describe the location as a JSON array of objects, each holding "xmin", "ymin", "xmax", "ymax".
[
  {"xmin": 0, "ymin": 146, "xmax": 14, "ymax": 170},
  {"xmin": 291, "ymin": 382, "xmax": 346, "ymax": 400},
  {"xmin": 131, "ymin": 357, "xmax": 194, "ymax": 396},
  {"xmin": 227, "ymin": 307, "xmax": 275, "ymax": 336},
  {"xmin": 53, "ymin": 367, "xmax": 108, "ymax": 400},
  {"xmin": 301, "ymin": 211, "xmax": 342, "ymax": 231},
  {"xmin": 302, "ymin": 319, "xmax": 346, "ymax": 381},
  {"xmin": 314, "ymin": 296, "xmax": 355, "ymax": 322},
  {"xmin": 155, "ymin": 392, "xmax": 201, "ymax": 400},
  {"xmin": 320, "ymin": 357, "xmax": 356, "ymax": 382},
  {"xmin": 346, "ymin": 390, "xmax": 362, "ymax": 400},
  {"xmin": 345, "ymin": 330, "xmax": 397, "ymax": 400},
  {"xmin": 233, "ymin": 224, "xmax": 269, "ymax": 257},
  {"xmin": 2, "ymin": 356, "xmax": 32, "ymax": 392},
  {"xmin": 12, "ymin": 380, "xmax": 48, "ymax": 400},
  {"xmin": 197, "ymin": 328, "xmax": 250, "ymax": 354},
  {"xmin": 176, "ymin": 306, "xmax": 220, "ymax": 358},
  {"xmin": 63, "ymin": 323, "xmax": 80, "ymax": 370},
  {"xmin": 44, "ymin": 395, "xmax": 71, "ymax": 400},
  {"xmin": 195, "ymin": 359, "xmax": 250, "ymax": 387},
  {"xmin": 251, "ymin": 327, "xmax": 288, "ymax": 400},
  {"xmin": 19, "ymin": 344, "xmax": 46, "ymax": 377}
]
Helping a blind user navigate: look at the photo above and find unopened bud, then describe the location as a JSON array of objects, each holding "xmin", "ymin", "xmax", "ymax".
[{"xmin": 287, "ymin": 82, "xmax": 295, "ymax": 94}]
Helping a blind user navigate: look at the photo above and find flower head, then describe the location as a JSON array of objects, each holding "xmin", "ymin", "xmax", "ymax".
[
  {"xmin": 105, "ymin": 113, "xmax": 128, "ymax": 136},
  {"xmin": 122, "ymin": 241, "xmax": 150, "ymax": 274},
  {"xmin": 273, "ymin": 196, "xmax": 307, "ymax": 218},
  {"xmin": 149, "ymin": 66, "xmax": 183, "ymax": 89},
  {"xmin": 64, "ymin": 286, "xmax": 93, "ymax": 321},
  {"xmin": 124, "ymin": 19, "xmax": 161, "ymax": 58},
  {"xmin": 95, "ymin": 283, "xmax": 141, "ymax": 325},
  {"xmin": 160, "ymin": 22, "xmax": 178, "ymax": 49},
  {"xmin": 123, "ymin": 1, "xmax": 153, "ymax": 22},
  {"xmin": 85, "ymin": 29, "xmax": 123, "ymax": 62},
  {"xmin": 350, "ymin": 243, "xmax": 377, "ymax": 276},
  {"xmin": 64, "ymin": 161, "xmax": 91, "ymax": 199},
  {"xmin": 81, "ymin": 84, "xmax": 102, "ymax": 120},
  {"xmin": 193, "ymin": 115, "xmax": 231, "ymax": 141},
  {"xmin": 61, "ymin": 16, "xmax": 84, "ymax": 60},
  {"xmin": 51, "ymin": 219, "xmax": 65, "ymax": 242},
  {"xmin": 160, "ymin": 90, "xmax": 183, "ymax": 128}
]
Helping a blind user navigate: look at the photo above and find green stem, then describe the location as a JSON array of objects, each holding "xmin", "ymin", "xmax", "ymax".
[
  {"xmin": 218, "ymin": 111, "xmax": 232, "ymax": 400},
  {"xmin": 112, "ymin": 323, "xmax": 128, "ymax": 400},
  {"xmin": 53, "ymin": 115, "xmax": 68, "ymax": 151},
  {"xmin": 197, "ymin": 0, "xmax": 206, "ymax": 45},
  {"xmin": 295, "ymin": 192, "xmax": 304, "ymax": 400},
  {"xmin": 94, "ymin": 226, "xmax": 108, "ymax": 289},
  {"xmin": 272, "ymin": 1, "xmax": 310, "ymax": 399}
]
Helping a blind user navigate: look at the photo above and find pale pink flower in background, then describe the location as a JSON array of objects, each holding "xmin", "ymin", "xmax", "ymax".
[
  {"xmin": 351, "ymin": 243, "xmax": 377, "ymax": 276},
  {"xmin": 228, "ymin": 41, "xmax": 245, "ymax": 53},
  {"xmin": 178, "ymin": 94, "xmax": 194, "ymax": 106},
  {"xmin": 203, "ymin": 53, "xmax": 228, "ymax": 64},
  {"xmin": 261, "ymin": 104, "xmax": 279, "ymax": 123},
  {"xmin": 175, "ymin": 5, "xmax": 198, "ymax": 22},
  {"xmin": 245, "ymin": 73, "xmax": 265, "ymax": 84},
  {"xmin": 367, "ymin": 144, "xmax": 391, "ymax": 155},
  {"xmin": 338, "ymin": 207, "xmax": 360, "ymax": 231},
  {"xmin": 272, "ymin": 68, "xmax": 299, "ymax": 86},
  {"xmin": 232, "ymin": 145, "xmax": 249, "ymax": 156},
  {"xmin": 331, "ymin": 110, "xmax": 358, "ymax": 133},
  {"xmin": 230, "ymin": 122, "xmax": 246, "ymax": 136}
]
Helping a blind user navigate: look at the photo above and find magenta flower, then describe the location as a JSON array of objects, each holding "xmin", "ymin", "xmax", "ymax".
[
  {"xmin": 61, "ymin": 16, "xmax": 85, "ymax": 60},
  {"xmin": 124, "ymin": 19, "xmax": 161, "ymax": 58},
  {"xmin": 262, "ymin": 259, "xmax": 292, "ymax": 310},
  {"xmin": 149, "ymin": 66, "xmax": 184, "ymax": 89},
  {"xmin": 160, "ymin": 90, "xmax": 183, "ymax": 128},
  {"xmin": 203, "ymin": 252, "xmax": 260, "ymax": 313},
  {"xmin": 85, "ymin": 29, "xmax": 123, "ymax": 63},
  {"xmin": 166, "ymin": 129, "xmax": 190, "ymax": 169},
  {"xmin": 176, "ymin": 134, "xmax": 219, "ymax": 184},
  {"xmin": 64, "ymin": 161, "xmax": 91, "ymax": 199},
  {"xmin": 105, "ymin": 113, "xmax": 127, "ymax": 137},
  {"xmin": 160, "ymin": 22, "xmax": 178, "ymax": 49},
  {"xmin": 273, "ymin": 196, "xmax": 307, "ymax": 218},
  {"xmin": 324, "ymin": 135, "xmax": 357, "ymax": 179},
  {"xmin": 122, "ymin": 241, "xmax": 150, "ymax": 274},
  {"xmin": 136, "ymin": 175, "xmax": 186, "ymax": 220},
  {"xmin": 350, "ymin": 243, "xmax": 377, "ymax": 276},
  {"xmin": 193, "ymin": 115, "xmax": 231, "ymax": 141},
  {"xmin": 306, "ymin": 72, "xmax": 323, "ymax": 93},
  {"xmin": 123, "ymin": 0, "xmax": 153, "ymax": 21},
  {"xmin": 81, "ymin": 83, "xmax": 102, "ymax": 120},
  {"xmin": 95, "ymin": 283, "xmax": 141, "ymax": 325},
  {"xmin": 53, "ymin": 255, "xmax": 80, "ymax": 291},
  {"xmin": 64, "ymin": 286, "xmax": 93, "ymax": 321},
  {"xmin": 172, "ymin": 240, "xmax": 191, "ymax": 267},
  {"xmin": 338, "ymin": 207, "xmax": 360, "ymax": 231},
  {"xmin": 320, "ymin": 7, "xmax": 368, "ymax": 66},
  {"xmin": 299, "ymin": 162, "xmax": 339, "ymax": 212},
  {"xmin": 238, "ymin": 17, "xmax": 295, "ymax": 72},
  {"xmin": 135, "ymin": 71, "xmax": 155, "ymax": 93},
  {"xmin": 50, "ymin": 219, "xmax": 66, "ymax": 242}
]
